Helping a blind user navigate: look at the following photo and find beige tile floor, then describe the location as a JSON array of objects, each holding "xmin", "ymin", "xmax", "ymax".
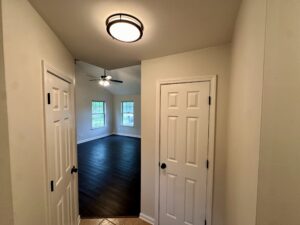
[{"xmin": 80, "ymin": 218, "xmax": 150, "ymax": 225}]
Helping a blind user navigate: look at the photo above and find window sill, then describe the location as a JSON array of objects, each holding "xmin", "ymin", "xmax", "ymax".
[{"xmin": 121, "ymin": 125, "xmax": 135, "ymax": 128}]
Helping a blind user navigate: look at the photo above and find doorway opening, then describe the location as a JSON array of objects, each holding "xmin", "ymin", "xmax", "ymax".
[{"xmin": 75, "ymin": 61, "xmax": 141, "ymax": 219}]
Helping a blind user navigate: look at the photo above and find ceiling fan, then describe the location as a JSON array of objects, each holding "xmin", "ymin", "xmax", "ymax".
[{"xmin": 89, "ymin": 69, "xmax": 123, "ymax": 87}]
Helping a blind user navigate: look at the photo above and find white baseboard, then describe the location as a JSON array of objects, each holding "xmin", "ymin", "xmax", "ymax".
[
  {"xmin": 77, "ymin": 133, "xmax": 112, "ymax": 144},
  {"xmin": 112, "ymin": 132, "xmax": 141, "ymax": 138},
  {"xmin": 139, "ymin": 213, "xmax": 155, "ymax": 225}
]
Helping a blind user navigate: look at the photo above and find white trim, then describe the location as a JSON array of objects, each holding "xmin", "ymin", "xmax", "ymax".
[
  {"xmin": 77, "ymin": 215, "xmax": 81, "ymax": 225},
  {"xmin": 140, "ymin": 213, "xmax": 155, "ymax": 225},
  {"xmin": 112, "ymin": 132, "xmax": 141, "ymax": 138},
  {"xmin": 154, "ymin": 75, "xmax": 217, "ymax": 225},
  {"xmin": 206, "ymin": 76, "xmax": 217, "ymax": 225},
  {"xmin": 77, "ymin": 133, "xmax": 112, "ymax": 144}
]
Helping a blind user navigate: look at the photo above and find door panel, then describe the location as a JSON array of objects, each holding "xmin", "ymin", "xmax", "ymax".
[
  {"xmin": 160, "ymin": 81, "xmax": 210, "ymax": 225},
  {"xmin": 45, "ymin": 71, "xmax": 77, "ymax": 225},
  {"xmin": 184, "ymin": 178, "xmax": 196, "ymax": 224},
  {"xmin": 167, "ymin": 116, "xmax": 178, "ymax": 161}
]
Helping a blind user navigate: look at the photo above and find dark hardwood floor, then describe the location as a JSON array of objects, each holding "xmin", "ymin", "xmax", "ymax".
[{"xmin": 77, "ymin": 135, "xmax": 141, "ymax": 218}]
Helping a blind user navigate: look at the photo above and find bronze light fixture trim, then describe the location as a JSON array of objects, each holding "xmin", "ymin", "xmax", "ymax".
[{"xmin": 106, "ymin": 13, "xmax": 144, "ymax": 43}]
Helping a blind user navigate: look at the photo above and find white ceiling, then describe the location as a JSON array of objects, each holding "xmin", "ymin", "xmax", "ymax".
[
  {"xmin": 77, "ymin": 61, "xmax": 141, "ymax": 95},
  {"xmin": 29, "ymin": 0, "xmax": 241, "ymax": 69}
]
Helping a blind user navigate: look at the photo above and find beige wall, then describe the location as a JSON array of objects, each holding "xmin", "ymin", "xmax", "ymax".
[
  {"xmin": 0, "ymin": 0, "xmax": 14, "ymax": 224},
  {"xmin": 113, "ymin": 95, "xmax": 141, "ymax": 137},
  {"xmin": 141, "ymin": 45, "xmax": 231, "ymax": 224},
  {"xmin": 225, "ymin": 0, "xmax": 267, "ymax": 225},
  {"xmin": 76, "ymin": 67, "xmax": 114, "ymax": 143},
  {"xmin": 1, "ymin": 0, "xmax": 75, "ymax": 224},
  {"xmin": 256, "ymin": 1, "xmax": 300, "ymax": 224}
]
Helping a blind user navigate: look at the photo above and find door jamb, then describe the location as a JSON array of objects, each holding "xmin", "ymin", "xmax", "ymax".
[
  {"xmin": 154, "ymin": 75, "xmax": 217, "ymax": 225},
  {"xmin": 42, "ymin": 60, "xmax": 78, "ymax": 225}
]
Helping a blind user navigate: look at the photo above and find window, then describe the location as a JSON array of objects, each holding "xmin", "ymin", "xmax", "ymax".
[
  {"xmin": 92, "ymin": 101, "xmax": 105, "ymax": 129},
  {"xmin": 122, "ymin": 101, "xmax": 134, "ymax": 127}
]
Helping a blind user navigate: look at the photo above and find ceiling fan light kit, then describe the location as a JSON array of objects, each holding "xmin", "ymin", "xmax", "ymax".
[
  {"xmin": 99, "ymin": 80, "xmax": 110, "ymax": 87},
  {"xmin": 90, "ymin": 69, "xmax": 123, "ymax": 87},
  {"xmin": 106, "ymin": 13, "xmax": 144, "ymax": 43}
]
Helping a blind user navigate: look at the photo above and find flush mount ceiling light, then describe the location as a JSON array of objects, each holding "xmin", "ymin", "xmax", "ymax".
[{"xmin": 106, "ymin": 13, "xmax": 144, "ymax": 43}]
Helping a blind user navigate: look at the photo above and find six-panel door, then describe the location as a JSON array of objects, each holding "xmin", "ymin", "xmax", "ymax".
[
  {"xmin": 45, "ymin": 72, "xmax": 76, "ymax": 225},
  {"xmin": 160, "ymin": 81, "xmax": 210, "ymax": 225}
]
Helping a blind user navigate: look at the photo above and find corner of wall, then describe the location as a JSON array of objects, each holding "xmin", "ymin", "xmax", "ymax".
[
  {"xmin": 225, "ymin": 0, "xmax": 267, "ymax": 225},
  {"xmin": 0, "ymin": 1, "xmax": 14, "ymax": 224}
]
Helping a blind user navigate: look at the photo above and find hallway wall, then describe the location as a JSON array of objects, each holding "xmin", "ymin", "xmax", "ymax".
[
  {"xmin": 256, "ymin": 1, "xmax": 300, "ymax": 224},
  {"xmin": 225, "ymin": 0, "xmax": 267, "ymax": 224},
  {"xmin": 141, "ymin": 45, "xmax": 231, "ymax": 225},
  {"xmin": 1, "ymin": 0, "xmax": 75, "ymax": 224}
]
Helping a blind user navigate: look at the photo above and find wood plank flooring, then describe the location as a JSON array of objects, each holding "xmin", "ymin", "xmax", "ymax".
[{"xmin": 78, "ymin": 135, "xmax": 141, "ymax": 218}]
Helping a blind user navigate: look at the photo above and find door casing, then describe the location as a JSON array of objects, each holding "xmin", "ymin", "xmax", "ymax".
[
  {"xmin": 155, "ymin": 75, "xmax": 217, "ymax": 225},
  {"xmin": 42, "ymin": 61, "xmax": 79, "ymax": 225}
]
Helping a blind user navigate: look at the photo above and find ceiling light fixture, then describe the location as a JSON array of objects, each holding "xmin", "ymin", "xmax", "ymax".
[
  {"xmin": 99, "ymin": 80, "xmax": 110, "ymax": 87},
  {"xmin": 106, "ymin": 13, "xmax": 144, "ymax": 43}
]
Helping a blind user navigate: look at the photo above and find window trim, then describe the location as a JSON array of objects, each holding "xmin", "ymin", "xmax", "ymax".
[
  {"xmin": 91, "ymin": 100, "xmax": 106, "ymax": 129},
  {"xmin": 121, "ymin": 101, "xmax": 135, "ymax": 127}
]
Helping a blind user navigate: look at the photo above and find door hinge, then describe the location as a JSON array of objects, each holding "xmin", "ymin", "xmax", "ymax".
[
  {"xmin": 47, "ymin": 93, "xmax": 51, "ymax": 105},
  {"xmin": 50, "ymin": 180, "xmax": 54, "ymax": 192},
  {"xmin": 208, "ymin": 96, "xmax": 211, "ymax": 105},
  {"xmin": 205, "ymin": 219, "xmax": 207, "ymax": 225},
  {"xmin": 206, "ymin": 160, "xmax": 209, "ymax": 169}
]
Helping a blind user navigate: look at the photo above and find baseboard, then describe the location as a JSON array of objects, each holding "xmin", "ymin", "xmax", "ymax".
[
  {"xmin": 77, "ymin": 133, "xmax": 112, "ymax": 144},
  {"xmin": 77, "ymin": 215, "xmax": 81, "ymax": 225},
  {"xmin": 139, "ymin": 213, "xmax": 155, "ymax": 225},
  {"xmin": 112, "ymin": 132, "xmax": 141, "ymax": 138}
]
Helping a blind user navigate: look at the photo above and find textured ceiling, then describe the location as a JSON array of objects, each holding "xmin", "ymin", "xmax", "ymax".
[{"xmin": 29, "ymin": 0, "xmax": 241, "ymax": 69}]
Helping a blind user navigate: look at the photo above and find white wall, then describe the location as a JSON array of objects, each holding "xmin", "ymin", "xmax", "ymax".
[
  {"xmin": 76, "ymin": 66, "xmax": 114, "ymax": 143},
  {"xmin": 0, "ymin": 1, "xmax": 14, "ymax": 224},
  {"xmin": 1, "ymin": 0, "xmax": 75, "ymax": 225},
  {"xmin": 225, "ymin": 0, "xmax": 267, "ymax": 225},
  {"xmin": 141, "ymin": 45, "xmax": 231, "ymax": 224},
  {"xmin": 113, "ymin": 95, "xmax": 141, "ymax": 137},
  {"xmin": 256, "ymin": 1, "xmax": 300, "ymax": 224}
]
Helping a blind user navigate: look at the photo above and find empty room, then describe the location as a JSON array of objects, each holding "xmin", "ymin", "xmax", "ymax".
[
  {"xmin": 0, "ymin": 1, "xmax": 300, "ymax": 225},
  {"xmin": 75, "ymin": 61, "xmax": 141, "ymax": 219}
]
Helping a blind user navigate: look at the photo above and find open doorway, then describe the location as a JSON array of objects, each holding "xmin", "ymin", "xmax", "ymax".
[{"xmin": 75, "ymin": 61, "xmax": 141, "ymax": 219}]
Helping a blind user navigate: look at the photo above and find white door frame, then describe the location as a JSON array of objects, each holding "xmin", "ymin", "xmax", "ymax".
[
  {"xmin": 42, "ymin": 60, "xmax": 79, "ymax": 225},
  {"xmin": 154, "ymin": 75, "xmax": 217, "ymax": 225}
]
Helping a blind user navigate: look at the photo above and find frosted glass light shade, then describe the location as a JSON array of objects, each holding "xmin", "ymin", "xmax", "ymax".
[{"xmin": 106, "ymin": 13, "xmax": 143, "ymax": 43}]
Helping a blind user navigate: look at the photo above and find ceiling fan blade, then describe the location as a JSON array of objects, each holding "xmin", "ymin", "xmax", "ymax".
[
  {"xmin": 89, "ymin": 79, "xmax": 101, "ymax": 81},
  {"xmin": 86, "ymin": 74, "xmax": 99, "ymax": 79},
  {"xmin": 110, "ymin": 79, "xmax": 123, "ymax": 83}
]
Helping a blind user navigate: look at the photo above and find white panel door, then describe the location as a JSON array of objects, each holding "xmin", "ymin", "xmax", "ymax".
[
  {"xmin": 45, "ymin": 71, "xmax": 77, "ymax": 225},
  {"xmin": 159, "ymin": 81, "xmax": 210, "ymax": 225}
]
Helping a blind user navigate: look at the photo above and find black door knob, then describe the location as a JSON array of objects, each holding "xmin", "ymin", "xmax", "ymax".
[
  {"xmin": 71, "ymin": 166, "xmax": 78, "ymax": 174},
  {"xmin": 160, "ymin": 163, "xmax": 167, "ymax": 169}
]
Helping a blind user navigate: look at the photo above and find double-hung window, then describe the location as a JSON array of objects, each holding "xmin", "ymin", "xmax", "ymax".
[
  {"xmin": 92, "ymin": 101, "xmax": 105, "ymax": 129},
  {"xmin": 122, "ymin": 101, "xmax": 134, "ymax": 127}
]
